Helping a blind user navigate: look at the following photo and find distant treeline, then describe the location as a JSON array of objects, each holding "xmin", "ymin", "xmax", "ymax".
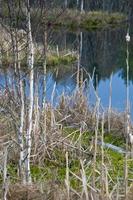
[{"xmin": 29, "ymin": 0, "xmax": 132, "ymax": 17}]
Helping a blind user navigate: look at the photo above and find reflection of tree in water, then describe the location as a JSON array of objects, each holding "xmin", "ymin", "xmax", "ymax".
[
  {"xmin": 31, "ymin": 22, "xmax": 133, "ymax": 88},
  {"xmin": 51, "ymin": 65, "xmax": 76, "ymax": 84},
  {"xmin": 81, "ymin": 28, "xmax": 125, "ymax": 78},
  {"xmin": 120, "ymin": 45, "xmax": 133, "ymax": 84},
  {"xmin": 49, "ymin": 25, "xmax": 133, "ymax": 87}
]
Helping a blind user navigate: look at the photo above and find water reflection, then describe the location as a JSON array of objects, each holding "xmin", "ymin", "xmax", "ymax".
[{"xmin": 0, "ymin": 23, "xmax": 133, "ymax": 115}]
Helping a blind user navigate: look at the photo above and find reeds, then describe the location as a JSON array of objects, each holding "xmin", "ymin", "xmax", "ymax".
[
  {"xmin": 1, "ymin": 72, "xmax": 132, "ymax": 199},
  {"xmin": 0, "ymin": 58, "xmax": 133, "ymax": 199}
]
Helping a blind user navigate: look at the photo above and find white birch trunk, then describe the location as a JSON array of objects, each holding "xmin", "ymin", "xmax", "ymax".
[
  {"xmin": 42, "ymin": 30, "xmax": 47, "ymax": 142},
  {"xmin": 33, "ymin": 71, "xmax": 40, "ymax": 160},
  {"xmin": 80, "ymin": 32, "xmax": 83, "ymax": 57},
  {"xmin": 81, "ymin": 0, "xmax": 84, "ymax": 13},
  {"xmin": 124, "ymin": 29, "xmax": 130, "ymax": 199},
  {"xmin": 108, "ymin": 73, "xmax": 113, "ymax": 133},
  {"xmin": 18, "ymin": 60, "xmax": 25, "ymax": 183},
  {"xmin": 25, "ymin": 0, "xmax": 34, "ymax": 184},
  {"xmin": 33, "ymin": 72, "xmax": 39, "ymax": 137},
  {"xmin": 51, "ymin": 83, "xmax": 56, "ymax": 128},
  {"xmin": 77, "ymin": 32, "xmax": 82, "ymax": 88},
  {"xmin": 65, "ymin": 0, "xmax": 68, "ymax": 8},
  {"xmin": 77, "ymin": 0, "xmax": 79, "ymax": 8}
]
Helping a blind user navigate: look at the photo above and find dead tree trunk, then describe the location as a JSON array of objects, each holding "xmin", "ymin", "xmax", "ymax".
[
  {"xmin": 81, "ymin": 0, "xmax": 84, "ymax": 13},
  {"xmin": 42, "ymin": 27, "xmax": 47, "ymax": 142},
  {"xmin": 25, "ymin": 0, "xmax": 34, "ymax": 184},
  {"xmin": 18, "ymin": 60, "xmax": 26, "ymax": 183}
]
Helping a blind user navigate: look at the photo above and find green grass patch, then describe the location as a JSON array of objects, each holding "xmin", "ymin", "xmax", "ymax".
[
  {"xmin": 1, "ymin": 127, "xmax": 132, "ymax": 193},
  {"xmin": 104, "ymin": 133, "xmax": 125, "ymax": 148},
  {"xmin": 46, "ymin": 54, "xmax": 76, "ymax": 67},
  {"xmin": 47, "ymin": 9, "xmax": 126, "ymax": 31},
  {"xmin": 2, "ymin": 52, "xmax": 77, "ymax": 69}
]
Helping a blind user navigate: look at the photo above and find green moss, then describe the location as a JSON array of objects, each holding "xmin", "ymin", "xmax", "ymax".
[
  {"xmin": 7, "ymin": 164, "xmax": 18, "ymax": 183},
  {"xmin": 70, "ymin": 177, "xmax": 81, "ymax": 189},
  {"xmin": 104, "ymin": 133, "xmax": 125, "ymax": 148},
  {"xmin": 57, "ymin": 167, "xmax": 66, "ymax": 181}
]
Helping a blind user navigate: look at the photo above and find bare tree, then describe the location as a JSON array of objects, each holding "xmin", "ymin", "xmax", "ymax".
[
  {"xmin": 81, "ymin": 0, "xmax": 84, "ymax": 12},
  {"xmin": 25, "ymin": 0, "xmax": 34, "ymax": 184},
  {"xmin": 18, "ymin": 59, "xmax": 26, "ymax": 183}
]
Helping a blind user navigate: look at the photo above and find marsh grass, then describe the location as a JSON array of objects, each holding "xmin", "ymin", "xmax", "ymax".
[
  {"xmin": 0, "ymin": 81, "xmax": 133, "ymax": 199},
  {"xmin": 0, "ymin": 24, "xmax": 77, "ymax": 69},
  {"xmin": 1, "ymin": 48, "xmax": 77, "ymax": 69},
  {"xmin": 46, "ymin": 9, "xmax": 126, "ymax": 31}
]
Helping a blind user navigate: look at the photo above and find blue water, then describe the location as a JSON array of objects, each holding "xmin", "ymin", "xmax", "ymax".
[{"xmin": 0, "ymin": 24, "xmax": 133, "ymax": 117}]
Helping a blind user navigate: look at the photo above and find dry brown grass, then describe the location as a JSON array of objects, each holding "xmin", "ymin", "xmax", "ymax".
[
  {"xmin": 6, "ymin": 182, "xmax": 81, "ymax": 200},
  {"xmin": 7, "ymin": 184, "xmax": 44, "ymax": 200},
  {"xmin": 0, "ymin": 86, "xmax": 129, "ymax": 164},
  {"xmin": 126, "ymin": 185, "xmax": 133, "ymax": 200},
  {"xmin": 6, "ymin": 182, "xmax": 103, "ymax": 200},
  {"xmin": 0, "ymin": 84, "xmax": 132, "ymax": 200}
]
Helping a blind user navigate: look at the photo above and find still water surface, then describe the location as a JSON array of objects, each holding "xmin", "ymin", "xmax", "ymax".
[{"xmin": 0, "ymin": 23, "xmax": 133, "ymax": 116}]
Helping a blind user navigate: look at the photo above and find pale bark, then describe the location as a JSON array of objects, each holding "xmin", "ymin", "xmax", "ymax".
[
  {"xmin": 33, "ymin": 71, "xmax": 40, "ymax": 137},
  {"xmin": 18, "ymin": 61, "xmax": 25, "ymax": 183},
  {"xmin": 77, "ymin": 32, "xmax": 82, "ymax": 88},
  {"xmin": 81, "ymin": 0, "xmax": 84, "ymax": 13},
  {"xmin": 25, "ymin": 0, "xmax": 34, "ymax": 184},
  {"xmin": 108, "ymin": 73, "xmax": 113, "ymax": 133},
  {"xmin": 64, "ymin": 0, "xmax": 68, "ymax": 8},
  {"xmin": 124, "ymin": 29, "xmax": 130, "ymax": 199},
  {"xmin": 33, "ymin": 71, "xmax": 40, "ymax": 160},
  {"xmin": 92, "ymin": 97, "xmax": 100, "ymax": 193},
  {"xmin": 42, "ymin": 29, "xmax": 47, "ymax": 142},
  {"xmin": 51, "ymin": 83, "xmax": 56, "ymax": 128},
  {"xmin": 80, "ymin": 160, "xmax": 89, "ymax": 200},
  {"xmin": 65, "ymin": 152, "xmax": 70, "ymax": 200},
  {"xmin": 77, "ymin": 0, "xmax": 79, "ymax": 8}
]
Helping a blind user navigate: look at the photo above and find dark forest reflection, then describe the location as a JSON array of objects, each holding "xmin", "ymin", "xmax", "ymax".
[
  {"xmin": 45, "ymin": 23, "xmax": 133, "ymax": 114},
  {"xmin": 49, "ymin": 24, "xmax": 133, "ymax": 85},
  {"xmin": 0, "ymin": 22, "xmax": 133, "ymax": 114}
]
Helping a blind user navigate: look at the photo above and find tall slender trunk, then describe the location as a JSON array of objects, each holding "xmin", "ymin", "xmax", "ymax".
[
  {"xmin": 76, "ymin": 0, "xmax": 79, "ymax": 9},
  {"xmin": 124, "ymin": 29, "xmax": 130, "ymax": 199},
  {"xmin": 81, "ymin": 0, "xmax": 84, "ymax": 13},
  {"xmin": 108, "ymin": 73, "xmax": 113, "ymax": 133},
  {"xmin": 18, "ymin": 60, "xmax": 25, "ymax": 183},
  {"xmin": 64, "ymin": 0, "xmax": 68, "ymax": 8},
  {"xmin": 33, "ymin": 71, "xmax": 40, "ymax": 161},
  {"xmin": 77, "ymin": 32, "xmax": 82, "ymax": 88},
  {"xmin": 25, "ymin": 0, "xmax": 34, "ymax": 184},
  {"xmin": 92, "ymin": 97, "xmax": 100, "ymax": 196},
  {"xmin": 42, "ymin": 29, "xmax": 47, "ymax": 142}
]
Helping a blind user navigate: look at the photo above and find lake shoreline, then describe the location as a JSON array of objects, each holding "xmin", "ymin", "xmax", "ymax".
[{"xmin": 45, "ymin": 9, "xmax": 127, "ymax": 31}]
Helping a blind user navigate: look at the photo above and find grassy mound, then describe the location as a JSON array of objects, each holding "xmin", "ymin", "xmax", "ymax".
[{"xmin": 47, "ymin": 9, "xmax": 126, "ymax": 30}]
